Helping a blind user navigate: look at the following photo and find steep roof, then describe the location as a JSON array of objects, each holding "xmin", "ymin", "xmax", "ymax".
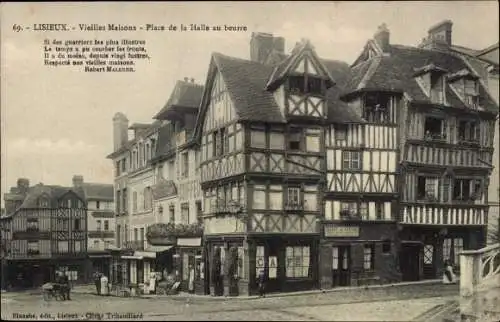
[
  {"xmin": 348, "ymin": 44, "xmax": 498, "ymax": 114},
  {"xmin": 82, "ymin": 183, "xmax": 114, "ymax": 201},
  {"xmin": 17, "ymin": 184, "xmax": 85, "ymax": 210},
  {"xmin": 107, "ymin": 120, "xmax": 163, "ymax": 159},
  {"xmin": 154, "ymin": 80, "xmax": 204, "ymax": 119}
]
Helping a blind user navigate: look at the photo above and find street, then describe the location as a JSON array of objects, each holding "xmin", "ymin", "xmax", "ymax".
[{"xmin": 1, "ymin": 283, "xmax": 459, "ymax": 321}]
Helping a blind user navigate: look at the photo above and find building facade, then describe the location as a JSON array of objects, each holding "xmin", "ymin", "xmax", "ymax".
[
  {"xmin": 1, "ymin": 178, "xmax": 88, "ymax": 289},
  {"xmin": 79, "ymin": 176, "xmax": 115, "ymax": 274}
]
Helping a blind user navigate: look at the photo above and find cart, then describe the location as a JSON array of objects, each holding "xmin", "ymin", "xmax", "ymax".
[{"xmin": 41, "ymin": 283, "xmax": 65, "ymax": 301}]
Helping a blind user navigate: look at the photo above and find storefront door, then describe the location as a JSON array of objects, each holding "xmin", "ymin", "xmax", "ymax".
[
  {"xmin": 399, "ymin": 243, "xmax": 421, "ymax": 281},
  {"xmin": 332, "ymin": 246, "xmax": 351, "ymax": 287},
  {"xmin": 423, "ymin": 244, "xmax": 435, "ymax": 279}
]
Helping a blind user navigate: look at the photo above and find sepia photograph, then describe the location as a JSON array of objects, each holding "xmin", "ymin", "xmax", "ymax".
[{"xmin": 1, "ymin": 1, "xmax": 499, "ymax": 321}]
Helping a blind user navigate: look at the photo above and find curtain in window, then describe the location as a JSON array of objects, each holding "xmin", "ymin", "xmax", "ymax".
[{"xmin": 256, "ymin": 246, "xmax": 265, "ymax": 277}]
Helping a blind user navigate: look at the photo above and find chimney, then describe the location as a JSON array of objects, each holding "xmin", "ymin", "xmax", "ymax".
[
  {"xmin": 113, "ymin": 112, "xmax": 129, "ymax": 151},
  {"xmin": 273, "ymin": 37, "xmax": 285, "ymax": 54},
  {"xmin": 421, "ymin": 20, "xmax": 453, "ymax": 49},
  {"xmin": 250, "ymin": 32, "xmax": 275, "ymax": 63},
  {"xmin": 72, "ymin": 175, "xmax": 84, "ymax": 188},
  {"xmin": 17, "ymin": 178, "xmax": 29, "ymax": 194},
  {"xmin": 374, "ymin": 23, "xmax": 390, "ymax": 53}
]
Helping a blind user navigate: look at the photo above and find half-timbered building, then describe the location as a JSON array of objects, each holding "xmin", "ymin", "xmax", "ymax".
[
  {"xmin": 320, "ymin": 24, "xmax": 402, "ymax": 289},
  {"xmin": 349, "ymin": 21, "xmax": 498, "ymax": 282},
  {"xmin": 1, "ymin": 178, "xmax": 88, "ymax": 289},
  {"xmin": 193, "ymin": 33, "xmax": 339, "ymax": 295}
]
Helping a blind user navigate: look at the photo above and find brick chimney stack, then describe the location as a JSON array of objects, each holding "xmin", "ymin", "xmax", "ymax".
[
  {"xmin": 419, "ymin": 20, "xmax": 453, "ymax": 49},
  {"xmin": 72, "ymin": 175, "xmax": 84, "ymax": 188},
  {"xmin": 250, "ymin": 32, "xmax": 285, "ymax": 64},
  {"xmin": 374, "ymin": 23, "xmax": 390, "ymax": 53}
]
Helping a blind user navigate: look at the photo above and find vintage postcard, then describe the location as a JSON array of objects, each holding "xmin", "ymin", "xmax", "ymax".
[{"xmin": 1, "ymin": 1, "xmax": 499, "ymax": 321}]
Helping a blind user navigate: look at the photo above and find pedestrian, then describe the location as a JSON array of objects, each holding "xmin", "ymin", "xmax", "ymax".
[
  {"xmin": 188, "ymin": 265, "xmax": 195, "ymax": 294},
  {"xmin": 442, "ymin": 260, "xmax": 456, "ymax": 284},
  {"xmin": 61, "ymin": 272, "xmax": 71, "ymax": 300},
  {"xmin": 93, "ymin": 271, "xmax": 101, "ymax": 295},
  {"xmin": 257, "ymin": 269, "xmax": 266, "ymax": 298}
]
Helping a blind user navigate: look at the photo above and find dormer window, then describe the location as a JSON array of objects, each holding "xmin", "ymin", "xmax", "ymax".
[
  {"xmin": 448, "ymin": 70, "xmax": 480, "ymax": 109},
  {"xmin": 288, "ymin": 75, "xmax": 322, "ymax": 96},
  {"xmin": 424, "ymin": 116, "xmax": 446, "ymax": 141},
  {"xmin": 430, "ymin": 73, "xmax": 445, "ymax": 104},
  {"xmin": 458, "ymin": 120, "xmax": 480, "ymax": 144},
  {"xmin": 363, "ymin": 93, "xmax": 391, "ymax": 123},
  {"xmin": 38, "ymin": 197, "xmax": 49, "ymax": 208},
  {"xmin": 414, "ymin": 64, "xmax": 447, "ymax": 105}
]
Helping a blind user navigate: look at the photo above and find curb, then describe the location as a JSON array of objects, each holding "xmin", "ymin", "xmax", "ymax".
[{"xmin": 70, "ymin": 279, "xmax": 451, "ymax": 302}]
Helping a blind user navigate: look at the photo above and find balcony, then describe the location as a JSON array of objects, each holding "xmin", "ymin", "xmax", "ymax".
[
  {"xmin": 339, "ymin": 209, "xmax": 364, "ymax": 221},
  {"xmin": 284, "ymin": 202, "xmax": 305, "ymax": 212},
  {"xmin": 424, "ymin": 132, "xmax": 446, "ymax": 142},
  {"xmin": 123, "ymin": 240, "xmax": 145, "ymax": 251},
  {"xmin": 88, "ymin": 230, "xmax": 115, "ymax": 239},
  {"xmin": 146, "ymin": 222, "xmax": 203, "ymax": 245}
]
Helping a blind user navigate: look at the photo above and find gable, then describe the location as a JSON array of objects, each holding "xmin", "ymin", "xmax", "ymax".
[
  {"xmin": 352, "ymin": 41, "xmax": 383, "ymax": 67},
  {"xmin": 202, "ymin": 69, "xmax": 238, "ymax": 134},
  {"xmin": 291, "ymin": 53, "xmax": 323, "ymax": 76}
]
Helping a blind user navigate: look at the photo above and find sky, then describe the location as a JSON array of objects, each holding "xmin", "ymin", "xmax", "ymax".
[{"xmin": 1, "ymin": 1, "xmax": 499, "ymax": 206}]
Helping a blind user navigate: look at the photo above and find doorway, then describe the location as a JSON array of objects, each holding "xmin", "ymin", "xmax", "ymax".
[
  {"xmin": 332, "ymin": 245, "xmax": 351, "ymax": 287},
  {"xmin": 400, "ymin": 243, "xmax": 421, "ymax": 281},
  {"xmin": 422, "ymin": 244, "xmax": 435, "ymax": 279}
]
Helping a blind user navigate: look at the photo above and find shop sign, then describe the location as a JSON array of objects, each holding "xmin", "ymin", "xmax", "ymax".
[
  {"xmin": 269, "ymin": 256, "xmax": 277, "ymax": 278},
  {"xmin": 324, "ymin": 224, "xmax": 360, "ymax": 238}
]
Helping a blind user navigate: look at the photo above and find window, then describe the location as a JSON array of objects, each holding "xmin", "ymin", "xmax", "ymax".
[
  {"xmin": 286, "ymin": 246, "xmax": 310, "ymax": 278},
  {"xmin": 359, "ymin": 202, "xmax": 368, "ymax": 220},
  {"xmin": 140, "ymin": 228, "xmax": 144, "ymax": 243},
  {"xmin": 364, "ymin": 93, "xmax": 390, "ymax": 123},
  {"xmin": 122, "ymin": 188, "xmax": 127, "ymax": 212},
  {"xmin": 340, "ymin": 201, "xmax": 368, "ymax": 219},
  {"xmin": 74, "ymin": 219, "xmax": 81, "ymax": 230},
  {"xmin": 306, "ymin": 77, "xmax": 322, "ymax": 95},
  {"xmin": 375, "ymin": 202, "xmax": 384, "ymax": 220},
  {"xmin": 342, "ymin": 151, "xmax": 361, "ymax": 170},
  {"xmin": 289, "ymin": 76, "xmax": 305, "ymax": 95},
  {"xmin": 27, "ymin": 241, "xmax": 39, "ymax": 255},
  {"xmin": 134, "ymin": 228, "xmax": 138, "ymax": 242},
  {"xmin": 255, "ymin": 246, "xmax": 265, "ymax": 277},
  {"xmin": 453, "ymin": 238, "xmax": 464, "ymax": 266},
  {"xmin": 96, "ymin": 201, "xmax": 100, "ymax": 209},
  {"xmin": 363, "ymin": 244, "xmax": 375, "ymax": 270},
  {"xmin": 38, "ymin": 197, "xmax": 50, "ymax": 208},
  {"xmin": 335, "ymin": 124, "xmax": 347, "ymax": 142},
  {"xmin": 121, "ymin": 159, "xmax": 126, "ymax": 172},
  {"xmin": 417, "ymin": 177, "xmax": 439, "ymax": 201},
  {"xmin": 104, "ymin": 220, "xmax": 109, "ymax": 231},
  {"xmin": 237, "ymin": 247, "xmax": 245, "ymax": 279},
  {"xmin": 169, "ymin": 205, "xmax": 175, "ymax": 223},
  {"xmin": 93, "ymin": 240, "xmax": 100, "ymax": 249},
  {"xmin": 58, "ymin": 241, "xmax": 69, "ymax": 253},
  {"xmin": 182, "ymin": 152, "xmax": 189, "ymax": 177},
  {"xmin": 181, "ymin": 203, "xmax": 189, "ymax": 224},
  {"xmin": 251, "ymin": 130, "xmax": 266, "ymax": 148},
  {"xmin": 332, "ymin": 247, "xmax": 339, "ymax": 270},
  {"xmin": 458, "ymin": 120, "xmax": 480, "ymax": 143},
  {"xmin": 424, "ymin": 117, "xmax": 446, "ymax": 140},
  {"xmin": 253, "ymin": 186, "xmax": 266, "ymax": 210},
  {"xmin": 430, "ymin": 73, "xmax": 444, "ymax": 104},
  {"xmin": 158, "ymin": 164, "xmax": 164, "ymax": 179},
  {"xmin": 133, "ymin": 191, "xmax": 138, "ymax": 213},
  {"xmin": 303, "ymin": 191, "xmax": 317, "ymax": 211},
  {"xmin": 289, "ymin": 128, "xmax": 302, "ymax": 151},
  {"xmin": 27, "ymin": 218, "xmax": 39, "ymax": 232},
  {"xmin": 270, "ymin": 132, "xmax": 284, "ymax": 150},
  {"xmin": 213, "ymin": 128, "xmax": 228, "ymax": 157},
  {"xmin": 117, "ymin": 224, "xmax": 121, "ymax": 246},
  {"xmin": 269, "ymin": 185, "xmax": 283, "ymax": 210},
  {"xmin": 424, "ymin": 245, "xmax": 433, "ymax": 264},
  {"xmin": 305, "ymin": 130, "xmax": 321, "ymax": 152},
  {"xmin": 115, "ymin": 161, "xmax": 120, "ymax": 176},
  {"xmin": 464, "ymin": 79, "xmax": 479, "ymax": 108},
  {"xmin": 286, "ymin": 187, "xmax": 301, "ymax": 208},
  {"xmin": 453, "ymin": 179, "xmax": 472, "ymax": 201},
  {"xmin": 97, "ymin": 220, "xmax": 102, "ymax": 231},
  {"xmin": 143, "ymin": 187, "xmax": 152, "ymax": 210}
]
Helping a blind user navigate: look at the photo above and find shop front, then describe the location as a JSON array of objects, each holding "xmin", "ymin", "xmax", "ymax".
[
  {"xmin": 319, "ymin": 221, "xmax": 401, "ymax": 289},
  {"xmin": 173, "ymin": 237, "xmax": 205, "ymax": 295},
  {"xmin": 398, "ymin": 225, "xmax": 486, "ymax": 281}
]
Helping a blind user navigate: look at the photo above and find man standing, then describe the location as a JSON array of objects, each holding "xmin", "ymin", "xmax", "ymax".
[
  {"xmin": 61, "ymin": 272, "xmax": 71, "ymax": 300},
  {"xmin": 93, "ymin": 271, "xmax": 101, "ymax": 295}
]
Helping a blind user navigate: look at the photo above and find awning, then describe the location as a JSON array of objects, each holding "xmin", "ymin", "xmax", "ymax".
[
  {"xmin": 177, "ymin": 237, "xmax": 202, "ymax": 247},
  {"xmin": 134, "ymin": 251, "xmax": 157, "ymax": 259},
  {"xmin": 88, "ymin": 254, "xmax": 112, "ymax": 258},
  {"xmin": 121, "ymin": 255, "xmax": 143, "ymax": 260},
  {"xmin": 144, "ymin": 245, "xmax": 174, "ymax": 253}
]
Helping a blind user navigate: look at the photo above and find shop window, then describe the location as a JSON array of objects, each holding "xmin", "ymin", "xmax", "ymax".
[
  {"xmin": 363, "ymin": 244, "xmax": 375, "ymax": 270},
  {"xmin": 255, "ymin": 246, "xmax": 265, "ymax": 277},
  {"xmin": 332, "ymin": 247, "xmax": 339, "ymax": 270},
  {"xmin": 183, "ymin": 253, "xmax": 189, "ymax": 281},
  {"xmin": 237, "ymin": 247, "xmax": 245, "ymax": 279},
  {"xmin": 285, "ymin": 246, "xmax": 310, "ymax": 278}
]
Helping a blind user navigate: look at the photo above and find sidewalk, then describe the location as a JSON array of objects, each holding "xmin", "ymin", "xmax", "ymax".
[{"xmin": 67, "ymin": 279, "xmax": 455, "ymax": 303}]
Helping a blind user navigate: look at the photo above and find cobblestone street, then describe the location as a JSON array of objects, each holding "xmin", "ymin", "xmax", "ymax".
[{"xmin": 1, "ymin": 282, "xmax": 459, "ymax": 321}]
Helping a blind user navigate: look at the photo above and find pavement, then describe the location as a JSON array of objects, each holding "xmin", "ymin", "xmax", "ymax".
[{"xmin": 1, "ymin": 280, "xmax": 460, "ymax": 321}]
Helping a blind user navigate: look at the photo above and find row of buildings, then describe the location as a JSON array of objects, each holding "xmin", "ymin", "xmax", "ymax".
[
  {"xmin": 105, "ymin": 20, "xmax": 499, "ymax": 296},
  {"xmin": 0, "ymin": 177, "xmax": 114, "ymax": 289},
  {"xmin": 1, "ymin": 20, "xmax": 497, "ymax": 296}
]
